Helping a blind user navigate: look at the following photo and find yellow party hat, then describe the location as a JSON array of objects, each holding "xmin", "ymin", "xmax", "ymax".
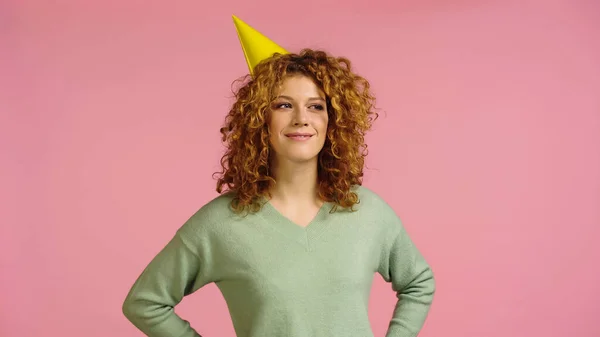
[{"xmin": 232, "ymin": 15, "xmax": 288, "ymax": 75}]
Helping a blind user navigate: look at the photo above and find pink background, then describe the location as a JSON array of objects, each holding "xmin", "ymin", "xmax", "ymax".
[{"xmin": 2, "ymin": 0, "xmax": 599, "ymax": 336}]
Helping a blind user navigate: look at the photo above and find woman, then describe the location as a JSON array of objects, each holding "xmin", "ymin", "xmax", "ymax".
[{"xmin": 122, "ymin": 22, "xmax": 435, "ymax": 337}]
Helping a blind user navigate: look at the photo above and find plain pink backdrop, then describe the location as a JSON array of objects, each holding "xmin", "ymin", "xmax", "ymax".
[{"xmin": 2, "ymin": 0, "xmax": 599, "ymax": 336}]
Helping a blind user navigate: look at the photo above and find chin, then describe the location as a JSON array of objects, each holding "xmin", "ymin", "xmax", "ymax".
[
  {"xmin": 288, "ymin": 155, "xmax": 319, "ymax": 163},
  {"xmin": 280, "ymin": 152, "xmax": 320, "ymax": 164}
]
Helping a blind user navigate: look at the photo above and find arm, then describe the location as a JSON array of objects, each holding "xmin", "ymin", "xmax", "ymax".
[
  {"xmin": 378, "ymin": 221, "xmax": 436, "ymax": 337},
  {"xmin": 122, "ymin": 224, "xmax": 214, "ymax": 337}
]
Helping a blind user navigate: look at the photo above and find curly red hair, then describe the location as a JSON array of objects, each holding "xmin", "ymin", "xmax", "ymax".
[{"xmin": 214, "ymin": 48, "xmax": 378, "ymax": 214}]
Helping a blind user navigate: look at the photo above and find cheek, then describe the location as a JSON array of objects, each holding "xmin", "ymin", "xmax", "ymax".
[
  {"xmin": 267, "ymin": 120, "xmax": 285, "ymax": 145},
  {"xmin": 319, "ymin": 115, "xmax": 329, "ymax": 133},
  {"xmin": 268, "ymin": 115, "xmax": 287, "ymax": 133}
]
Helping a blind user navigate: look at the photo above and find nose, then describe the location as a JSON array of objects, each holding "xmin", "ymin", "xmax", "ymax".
[{"xmin": 292, "ymin": 106, "xmax": 309, "ymax": 126}]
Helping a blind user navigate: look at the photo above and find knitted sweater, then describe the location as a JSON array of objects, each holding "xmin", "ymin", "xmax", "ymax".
[{"xmin": 122, "ymin": 185, "xmax": 435, "ymax": 337}]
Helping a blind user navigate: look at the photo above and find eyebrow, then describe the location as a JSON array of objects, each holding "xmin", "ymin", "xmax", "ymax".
[{"xmin": 275, "ymin": 95, "xmax": 326, "ymax": 102}]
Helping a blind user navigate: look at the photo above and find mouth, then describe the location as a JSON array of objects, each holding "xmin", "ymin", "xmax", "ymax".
[{"xmin": 285, "ymin": 133, "xmax": 314, "ymax": 140}]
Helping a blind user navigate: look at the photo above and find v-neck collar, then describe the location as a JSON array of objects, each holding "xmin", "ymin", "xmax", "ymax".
[{"xmin": 256, "ymin": 198, "xmax": 333, "ymax": 250}]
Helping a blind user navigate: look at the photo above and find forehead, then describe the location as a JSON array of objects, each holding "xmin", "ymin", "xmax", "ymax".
[{"xmin": 276, "ymin": 75, "xmax": 325, "ymax": 97}]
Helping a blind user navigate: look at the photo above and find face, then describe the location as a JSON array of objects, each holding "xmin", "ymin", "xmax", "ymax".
[{"xmin": 268, "ymin": 75, "xmax": 329, "ymax": 165}]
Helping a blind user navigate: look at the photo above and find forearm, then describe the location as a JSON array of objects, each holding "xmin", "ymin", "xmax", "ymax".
[
  {"xmin": 379, "ymin": 219, "xmax": 436, "ymax": 337},
  {"xmin": 386, "ymin": 266, "xmax": 435, "ymax": 337},
  {"xmin": 122, "ymin": 296, "xmax": 201, "ymax": 337},
  {"xmin": 122, "ymin": 228, "xmax": 211, "ymax": 337}
]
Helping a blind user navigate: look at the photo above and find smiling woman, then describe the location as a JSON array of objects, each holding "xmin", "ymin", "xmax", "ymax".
[
  {"xmin": 216, "ymin": 49, "xmax": 379, "ymax": 215},
  {"xmin": 269, "ymin": 75, "xmax": 329, "ymax": 168},
  {"xmin": 122, "ymin": 16, "xmax": 435, "ymax": 337}
]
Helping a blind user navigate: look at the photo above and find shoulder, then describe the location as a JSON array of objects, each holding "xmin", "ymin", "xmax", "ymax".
[
  {"xmin": 351, "ymin": 184, "xmax": 405, "ymax": 234},
  {"xmin": 353, "ymin": 185, "xmax": 396, "ymax": 213},
  {"xmin": 353, "ymin": 184, "xmax": 384, "ymax": 204},
  {"xmin": 178, "ymin": 191, "xmax": 238, "ymax": 236}
]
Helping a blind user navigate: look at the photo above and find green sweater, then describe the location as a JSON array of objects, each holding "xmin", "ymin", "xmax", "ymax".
[{"xmin": 122, "ymin": 185, "xmax": 435, "ymax": 337}]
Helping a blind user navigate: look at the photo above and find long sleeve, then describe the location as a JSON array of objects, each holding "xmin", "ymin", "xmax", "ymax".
[
  {"xmin": 378, "ymin": 221, "xmax": 436, "ymax": 337},
  {"xmin": 122, "ymin": 224, "xmax": 214, "ymax": 337}
]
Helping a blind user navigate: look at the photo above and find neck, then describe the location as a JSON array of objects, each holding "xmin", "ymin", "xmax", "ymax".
[{"xmin": 269, "ymin": 157, "xmax": 320, "ymax": 205}]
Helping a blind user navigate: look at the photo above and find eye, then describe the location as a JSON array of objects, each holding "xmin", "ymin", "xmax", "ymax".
[
  {"xmin": 275, "ymin": 102, "xmax": 292, "ymax": 109},
  {"xmin": 310, "ymin": 104, "xmax": 325, "ymax": 111}
]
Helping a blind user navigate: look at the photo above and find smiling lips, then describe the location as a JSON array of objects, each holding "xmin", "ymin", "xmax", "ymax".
[{"xmin": 285, "ymin": 132, "xmax": 314, "ymax": 141}]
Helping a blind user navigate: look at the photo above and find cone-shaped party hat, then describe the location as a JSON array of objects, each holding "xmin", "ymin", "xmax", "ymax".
[{"xmin": 232, "ymin": 15, "xmax": 288, "ymax": 75}]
